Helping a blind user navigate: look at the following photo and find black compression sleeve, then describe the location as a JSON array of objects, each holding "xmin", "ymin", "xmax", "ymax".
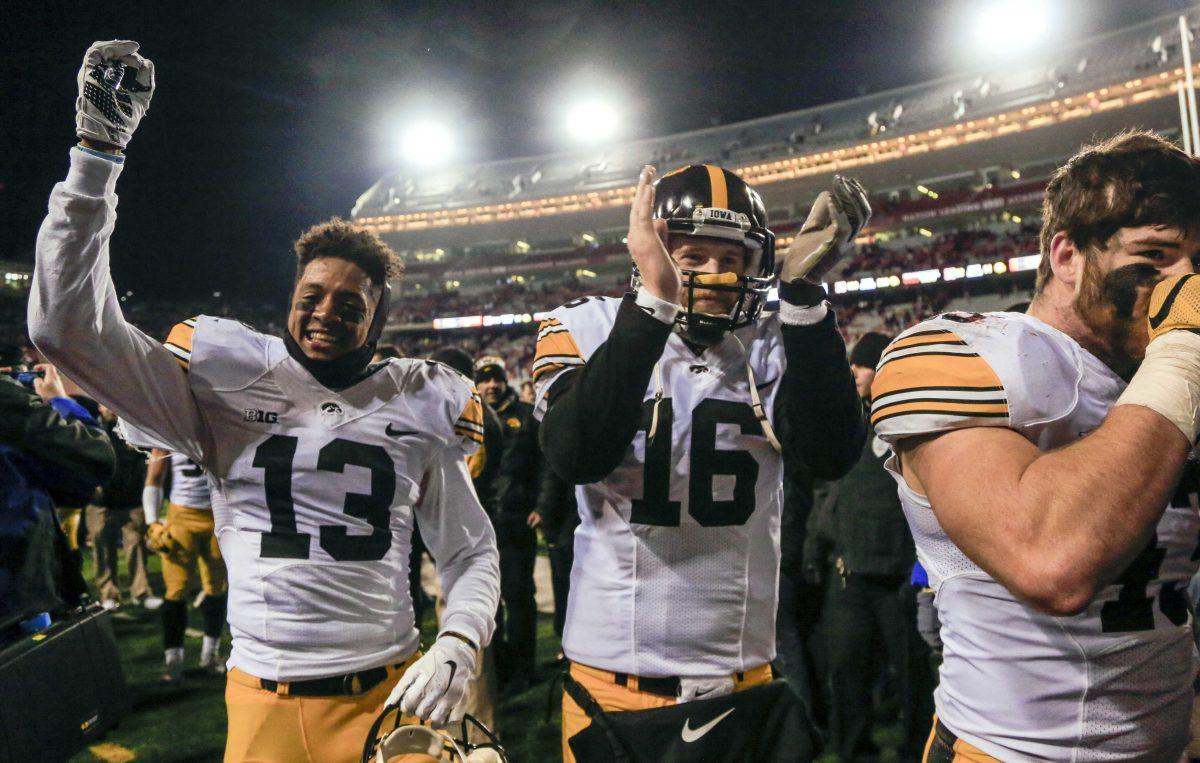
[
  {"xmin": 775, "ymin": 284, "xmax": 866, "ymax": 480},
  {"xmin": 540, "ymin": 294, "xmax": 672, "ymax": 484}
]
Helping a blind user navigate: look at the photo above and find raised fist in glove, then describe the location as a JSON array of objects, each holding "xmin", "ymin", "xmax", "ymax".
[
  {"xmin": 386, "ymin": 635, "xmax": 477, "ymax": 726},
  {"xmin": 76, "ymin": 40, "xmax": 155, "ymax": 150},
  {"xmin": 781, "ymin": 175, "xmax": 871, "ymax": 285}
]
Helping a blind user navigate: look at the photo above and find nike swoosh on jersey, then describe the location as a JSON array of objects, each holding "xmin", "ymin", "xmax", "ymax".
[
  {"xmin": 680, "ymin": 707, "xmax": 735, "ymax": 743},
  {"xmin": 385, "ymin": 423, "xmax": 420, "ymax": 438}
]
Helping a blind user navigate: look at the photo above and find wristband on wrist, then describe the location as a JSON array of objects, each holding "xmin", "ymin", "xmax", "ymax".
[
  {"xmin": 142, "ymin": 486, "xmax": 163, "ymax": 524},
  {"xmin": 438, "ymin": 630, "xmax": 479, "ymax": 651},
  {"xmin": 1114, "ymin": 331, "xmax": 1200, "ymax": 443},
  {"xmin": 634, "ymin": 288, "xmax": 682, "ymax": 325},
  {"xmin": 778, "ymin": 279, "xmax": 830, "ymax": 326}
]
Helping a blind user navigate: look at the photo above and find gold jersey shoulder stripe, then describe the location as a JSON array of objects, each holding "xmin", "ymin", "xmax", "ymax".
[
  {"xmin": 535, "ymin": 319, "xmax": 583, "ymax": 363},
  {"xmin": 870, "ymin": 337, "xmax": 1009, "ymax": 427},
  {"xmin": 164, "ymin": 317, "xmax": 199, "ymax": 371}
]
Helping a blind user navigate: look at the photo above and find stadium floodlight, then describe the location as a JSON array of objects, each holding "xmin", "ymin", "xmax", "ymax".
[
  {"xmin": 970, "ymin": 0, "xmax": 1048, "ymax": 59},
  {"xmin": 399, "ymin": 120, "xmax": 454, "ymax": 167},
  {"xmin": 564, "ymin": 97, "xmax": 620, "ymax": 145}
]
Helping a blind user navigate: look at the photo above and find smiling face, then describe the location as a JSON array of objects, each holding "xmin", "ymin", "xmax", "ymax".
[
  {"xmin": 668, "ymin": 235, "xmax": 749, "ymax": 315},
  {"xmin": 286, "ymin": 257, "xmax": 379, "ymax": 361}
]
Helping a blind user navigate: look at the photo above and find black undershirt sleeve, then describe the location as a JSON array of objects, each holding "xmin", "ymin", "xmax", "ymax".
[
  {"xmin": 774, "ymin": 282, "xmax": 867, "ymax": 481},
  {"xmin": 540, "ymin": 294, "xmax": 672, "ymax": 484}
]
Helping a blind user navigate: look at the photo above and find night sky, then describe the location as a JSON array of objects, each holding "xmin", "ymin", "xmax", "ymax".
[{"xmin": 2, "ymin": 0, "xmax": 1190, "ymax": 304}]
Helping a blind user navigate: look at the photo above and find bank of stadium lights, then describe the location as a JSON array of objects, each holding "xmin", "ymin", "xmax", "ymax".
[
  {"xmin": 399, "ymin": 120, "xmax": 454, "ymax": 167},
  {"xmin": 564, "ymin": 98, "xmax": 620, "ymax": 145},
  {"xmin": 916, "ymin": 184, "xmax": 939, "ymax": 200},
  {"xmin": 970, "ymin": 0, "xmax": 1049, "ymax": 59}
]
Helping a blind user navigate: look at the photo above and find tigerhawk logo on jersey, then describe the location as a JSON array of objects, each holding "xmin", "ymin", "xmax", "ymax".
[
  {"xmin": 243, "ymin": 408, "xmax": 278, "ymax": 423},
  {"xmin": 320, "ymin": 401, "xmax": 343, "ymax": 416}
]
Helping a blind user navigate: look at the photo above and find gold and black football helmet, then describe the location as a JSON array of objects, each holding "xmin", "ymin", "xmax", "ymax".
[
  {"xmin": 637, "ymin": 164, "xmax": 776, "ymax": 336},
  {"xmin": 360, "ymin": 707, "xmax": 506, "ymax": 762}
]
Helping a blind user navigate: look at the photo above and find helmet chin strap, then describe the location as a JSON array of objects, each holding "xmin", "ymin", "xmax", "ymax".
[
  {"xmin": 366, "ymin": 282, "xmax": 392, "ymax": 347},
  {"xmin": 283, "ymin": 281, "xmax": 391, "ymax": 392}
]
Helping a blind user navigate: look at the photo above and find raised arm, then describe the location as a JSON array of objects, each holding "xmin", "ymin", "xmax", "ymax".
[
  {"xmin": 28, "ymin": 42, "xmax": 208, "ymax": 464},
  {"xmin": 773, "ymin": 176, "xmax": 872, "ymax": 479},
  {"xmin": 893, "ymin": 274, "xmax": 1200, "ymax": 616},
  {"xmin": 537, "ymin": 165, "xmax": 680, "ymax": 483},
  {"xmin": 774, "ymin": 284, "xmax": 865, "ymax": 480},
  {"xmin": 899, "ymin": 408, "xmax": 1188, "ymax": 616}
]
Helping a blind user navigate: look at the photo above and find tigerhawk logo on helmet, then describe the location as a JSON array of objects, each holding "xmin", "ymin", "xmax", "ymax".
[{"xmin": 636, "ymin": 163, "xmax": 776, "ymax": 336}]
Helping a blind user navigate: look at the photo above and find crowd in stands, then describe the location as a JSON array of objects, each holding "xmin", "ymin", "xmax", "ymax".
[
  {"xmin": 838, "ymin": 226, "xmax": 1039, "ymax": 280},
  {"xmin": 1, "ymin": 226, "xmax": 1038, "ymax": 387}
]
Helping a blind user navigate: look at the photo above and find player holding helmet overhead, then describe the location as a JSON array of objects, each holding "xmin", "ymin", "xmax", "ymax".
[
  {"xmin": 29, "ymin": 41, "xmax": 500, "ymax": 763},
  {"xmin": 873, "ymin": 131, "xmax": 1200, "ymax": 760},
  {"xmin": 534, "ymin": 163, "xmax": 869, "ymax": 758}
]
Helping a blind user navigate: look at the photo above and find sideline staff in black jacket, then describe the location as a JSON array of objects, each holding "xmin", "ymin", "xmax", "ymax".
[
  {"xmin": 0, "ymin": 362, "xmax": 114, "ymax": 627},
  {"xmin": 475, "ymin": 355, "xmax": 542, "ymax": 691}
]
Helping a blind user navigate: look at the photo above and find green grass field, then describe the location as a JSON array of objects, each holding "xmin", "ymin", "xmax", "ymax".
[
  {"xmin": 67, "ymin": 552, "xmax": 564, "ymax": 763},
  {"xmin": 65, "ymin": 550, "xmax": 908, "ymax": 762}
]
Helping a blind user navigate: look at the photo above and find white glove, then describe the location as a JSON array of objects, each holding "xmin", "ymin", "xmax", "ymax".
[
  {"xmin": 677, "ymin": 675, "xmax": 735, "ymax": 704},
  {"xmin": 386, "ymin": 635, "xmax": 477, "ymax": 725},
  {"xmin": 76, "ymin": 40, "xmax": 155, "ymax": 149},
  {"xmin": 781, "ymin": 175, "xmax": 871, "ymax": 284}
]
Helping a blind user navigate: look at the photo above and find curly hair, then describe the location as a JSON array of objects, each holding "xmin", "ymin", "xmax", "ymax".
[
  {"xmin": 293, "ymin": 218, "xmax": 403, "ymax": 288},
  {"xmin": 1037, "ymin": 130, "xmax": 1200, "ymax": 292}
]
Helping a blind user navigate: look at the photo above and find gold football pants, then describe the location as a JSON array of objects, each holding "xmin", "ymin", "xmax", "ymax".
[
  {"xmin": 224, "ymin": 653, "xmax": 422, "ymax": 763},
  {"xmin": 159, "ymin": 502, "xmax": 226, "ymax": 601}
]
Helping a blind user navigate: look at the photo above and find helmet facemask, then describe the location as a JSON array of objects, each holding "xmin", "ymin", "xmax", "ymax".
[{"xmin": 634, "ymin": 165, "xmax": 777, "ymax": 342}]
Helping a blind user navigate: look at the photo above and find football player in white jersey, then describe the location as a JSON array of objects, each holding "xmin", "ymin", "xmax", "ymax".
[
  {"xmin": 534, "ymin": 163, "xmax": 869, "ymax": 759},
  {"xmin": 142, "ymin": 448, "xmax": 227, "ymax": 684},
  {"xmin": 29, "ymin": 41, "xmax": 500, "ymax": 763},
  {"xmin": 871, "ymin": 131, "xmax": 1200, "ymax": 761}
]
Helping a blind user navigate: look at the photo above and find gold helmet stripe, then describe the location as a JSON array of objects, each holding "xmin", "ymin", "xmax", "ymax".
[{"xmin": 705, "ymin": 165, "xmax": 728, "ymax": 209}]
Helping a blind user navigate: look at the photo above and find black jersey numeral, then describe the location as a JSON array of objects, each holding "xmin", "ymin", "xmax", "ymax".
[
  {"xmin": 180, "ymin": 458, "xmax": 204, "ymax": 478},
  {"xmin": 253, "ymin": 435, "xmax": 396, "ymax": 562},
  {"xmin": 1101, "ymin": 463, "xmax": 1199, "ymax": 633},
  {"xmin": 630, "ymin": 397, "xmax": 764, "ymax": 528}
]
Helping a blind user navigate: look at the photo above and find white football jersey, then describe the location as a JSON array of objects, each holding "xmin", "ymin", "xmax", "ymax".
[
  {"xmin": 872, "ymin": 311, "xmax": 1200, "ymax": 761},
  {"xmin": 168, "ymin": 450, "xmax": 211, "ymax": 510},
  {"xmin": 122, "ymin": 317, "xmax": 494, "ymax": 681},
  {"xmin": 533, "ymin": 296, "xmax": 786, "ymax": 678},
  {"xmin": 30, "ymin": 149, "xmax": 498, "ymax": 682}
]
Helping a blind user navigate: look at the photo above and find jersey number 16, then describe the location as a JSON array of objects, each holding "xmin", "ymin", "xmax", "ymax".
[{"xmin": 631, "ymin": 397, "xmax": 766, "ymax": 528}]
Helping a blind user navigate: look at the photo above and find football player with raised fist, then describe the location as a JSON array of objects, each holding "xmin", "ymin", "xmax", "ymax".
[
  {"xmin": 29, "ymin": 41, "xmax": 500, "ymax": 763},
  {"xmin": 533, "ymin": 163, "xmax": 868, "ymax": 759},
  {"xmin": 872, "ymin": 131, "xmax": 1200, "ymax": 760}
]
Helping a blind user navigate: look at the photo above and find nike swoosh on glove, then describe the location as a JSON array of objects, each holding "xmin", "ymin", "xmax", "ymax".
[
  {"xmin": 386, "ymin": 636, "xmax": 477, "ymax": 726},
  {"xmin": 677, "ymin": 675, "xmax": 735, "ymax": 704},
  {"xmin": 76, "ymin": 40, "xmax": 155, "ymax": 149}
]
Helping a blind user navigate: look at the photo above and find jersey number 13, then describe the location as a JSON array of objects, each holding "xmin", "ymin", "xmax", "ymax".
[{"xmin": 253, "ymin": 435, "xmax": 395, "ymax": 562}]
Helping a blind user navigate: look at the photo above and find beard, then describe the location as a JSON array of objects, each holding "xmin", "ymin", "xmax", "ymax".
[{"xmin": 1074, "ymin": 259, "xmax": 1159, "ymax": 379}]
